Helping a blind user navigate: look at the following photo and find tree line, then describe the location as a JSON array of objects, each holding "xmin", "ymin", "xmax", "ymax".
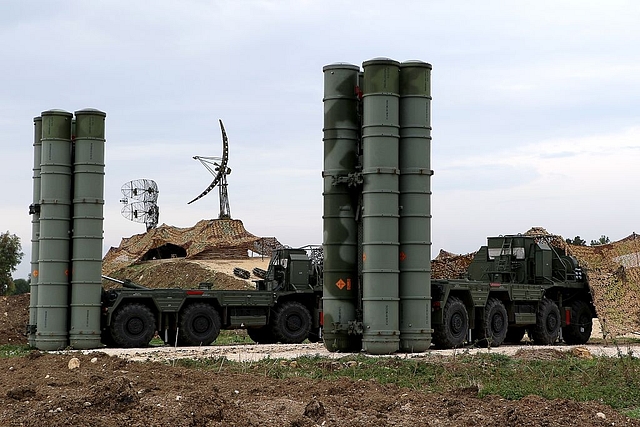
[
  {"xmin": 565, "ymin": 235, "xmax": 611, "ymax": 246},
  {"xmin": 0, "ymin": 231, "xmax": 24, "ymax": 296}
]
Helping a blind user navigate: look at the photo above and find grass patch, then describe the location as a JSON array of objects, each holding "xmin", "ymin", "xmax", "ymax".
[
  {"xmin": 214, "ymin": 330, "xmax": 254, "ymax": 345},
  {"xmin": 625, "ymin": 407, "xmax": 640, "ymax": 418},
  {"xmin": 0, "ymin": 345, "xmax": 31, "ymax": 358},
  {"xmin": 172, "ymin": 351, "xmax": 640, "ymax": 417}
]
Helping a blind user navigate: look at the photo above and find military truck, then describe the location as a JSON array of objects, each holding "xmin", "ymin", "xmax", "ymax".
[
  {"xmin": 431, "ymin": 234, "xmax": 595, "ymax": 349},
  {"xmin": 100, "ymin": 247, "xmax": 323, "ymax": 348}
]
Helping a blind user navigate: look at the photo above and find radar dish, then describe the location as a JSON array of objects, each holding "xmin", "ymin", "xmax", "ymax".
[
  {"xmin": 188, "ymin": 119, "xmax": 232, "ymax": 219},
  {"xmin": 120, "ymin": 179, "xmax": 160, "ymax": 230},
  {"xmin": 121, "ymin": 179, "xmax": 159, "ymax": 202}
]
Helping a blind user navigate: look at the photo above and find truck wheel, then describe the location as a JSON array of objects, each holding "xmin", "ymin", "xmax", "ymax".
[
  {"xmin": 531, "ymin": 298, "xmax": 560, "ymax": 345},
  {"xmin": 110, "ymin": 303, "xmax": 156, "ymax": 348},
  {"xmin": 504, "ymin": 326, "xmax": 526, "ymax": 344},
  {"xmin": 272, "ymin": 302, "xmax": 312, "ymax": 344},
  {"xmin": 179, "ymin": 303, "xmax": 221, "ymax": 346},
  {"xmin": 562, "ymin": 300, "xmax": 593, "ymax": 345},
  {"xmin": 247, "ymin": 326, "xmax": 277, "ymax": 344},
  {"xmin": 433, "ymin": 296, "xmax": 468, "ymax": 349},
  {"xmin": 476, "ymin": 298, "xmax": 508, "ymax": 347}
]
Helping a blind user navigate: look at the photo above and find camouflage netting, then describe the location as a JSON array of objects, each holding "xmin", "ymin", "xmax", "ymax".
[
  {"xmin": 102, "ymin": 219, "xmax": 281, "ymax": 276},
  {"xmin": 522, "ymin": 227, "xmax": 640, "ymax": 337},
  {"xmin": 563, "ymin": 233, "xmax": 640, "ymax": 337},
  {"xmin": 431, "ymin": 249, "xmax": 476, "ymax": 279}
]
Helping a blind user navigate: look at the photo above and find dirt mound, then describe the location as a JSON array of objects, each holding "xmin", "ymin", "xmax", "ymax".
[
  {"xmin": 103, "ymin": 258, "xmax": 269, "ymax": 290},
  {"xmin": 0, "ymin": 352, "xmax": 637, "ymax": 426},
  {"xmin": 0, "ymin": 294, "xmax": 29, "ymax": 345}
]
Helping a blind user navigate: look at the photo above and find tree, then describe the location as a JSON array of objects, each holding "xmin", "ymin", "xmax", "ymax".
[
  {"xmin": 566, "ymin": 236, "xmax": 586, "ymax": 246},
  {"xmin": 0, "ymin": 231, "xmax": 24, "ymax": 296},
  {"xmin": 11, "ymin": 278, "xmax": 29, "ymax": 295},
  {"xmin": 590, "ymin": 235, "xmax": 611, "ymax": 246}
]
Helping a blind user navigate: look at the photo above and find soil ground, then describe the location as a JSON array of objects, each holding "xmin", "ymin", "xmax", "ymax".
[
  {"xmin": 1, "ymin": 350, "xmax": 639, "ymax": 427},
  {"xmin": 2, "ymin": 259, "xmax": 639, "ymax": 426}
]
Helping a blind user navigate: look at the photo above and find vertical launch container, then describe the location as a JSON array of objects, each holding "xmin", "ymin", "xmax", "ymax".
[
  {"xmin": 36, "ymin": 109, "xmax": 73, "ymax": 350},
  {"xmin": 398, "ymin": 61, "xmax": 433, "ymax": 352},
  {"xmin": 28, "ymin": 116, "xmax": 42, "ymax": 347},
  {"xmin": 69, "ymin": 109, "xmax": 106, "ymax": 349},
  {"xmin": 361, "ymin": 58, "xmax": 401, "ymax": 355},
  {"xmin": 322, "ymin": 63, "xmax": 362, "ymax": 352}
]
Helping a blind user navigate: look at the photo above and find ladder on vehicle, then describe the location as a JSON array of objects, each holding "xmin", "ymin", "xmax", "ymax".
[{"xmin": 497, "ymin": 237, "xmax": 513, "ymax": 271}]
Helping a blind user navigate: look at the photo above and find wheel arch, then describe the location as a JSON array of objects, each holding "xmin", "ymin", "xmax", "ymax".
[
  {"xmin": 274, "ymin": 293, "xmax": 321, "ymax": 327},
  {"xmin": 106, "ymin": 296, "xmax": 160, "ymax": 330}
]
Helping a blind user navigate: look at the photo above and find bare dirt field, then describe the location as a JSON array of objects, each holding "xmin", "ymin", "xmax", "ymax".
[{"xmin": 1, "ymin": 349, "xmax": 639, "ymax": 427}]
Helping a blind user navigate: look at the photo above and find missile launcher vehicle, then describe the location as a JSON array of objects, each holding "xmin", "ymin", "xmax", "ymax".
[
  {"xmin": 100, "ymin": 247, "xmax": 323, "ymax": 347},
  {"xmin": 430, "ymin": 234, "xmax": 594, "ymax": 349}
]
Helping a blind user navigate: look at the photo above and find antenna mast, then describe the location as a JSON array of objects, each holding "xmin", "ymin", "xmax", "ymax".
[{"xmin": 188, "ymin": 119, "xmax": 232, "ymax": 219}]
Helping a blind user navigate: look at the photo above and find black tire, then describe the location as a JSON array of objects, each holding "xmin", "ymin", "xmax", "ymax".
[
  {"xmin": 110, "ymin": 303, "xmax": 156, "ymax": 348},
  {"xmin": 247, "ymin": 325, "xmax": 277, "ymax": 344},
  {"xmin": 272, "ymin": 302, "xmax": 312, "ymax": 344},
  {"xmin": 562, "ymin": 300, "xmax": 593, "ymax": 345},
  {"xmin": 433, "ymin": 296, "xmax": 469, "ymax": 349},
  {"xmin": 475, "ymin": 298, "xmax": 508, "ymax": 347},
  {"xmin": 504, "ymin": 326, "xmax": 526, "ymax": 344},
  {"xmin": 179, "ymin": 303, "xmax": 221, "ymax": 346},
  {"xmin": 531, "ymin": 298, "xmax": 560, "ymax": 345}
]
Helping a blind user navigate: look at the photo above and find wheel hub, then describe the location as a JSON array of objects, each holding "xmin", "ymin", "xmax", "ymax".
[
  {"xmin": 193, "ymin": 316, "xmax": 211, "ymax": 333},
  {"xmin": 451, "ymin": 313, "xmax": 464, "ymax": 334},
  {"xmin": 127, "ymin": 318, "xmax": 144, "ymax": 335},
  {"xmin": 491, "ymin": 313, "xmax": 504, "ymax": 333}
]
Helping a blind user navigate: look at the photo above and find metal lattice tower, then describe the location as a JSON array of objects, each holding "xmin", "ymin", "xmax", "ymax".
[{"xmin": 188, "ymin": 119, "xmax": 232, "ymax": 220}]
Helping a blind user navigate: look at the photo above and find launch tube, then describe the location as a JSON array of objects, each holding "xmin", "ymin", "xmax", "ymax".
[
  {"xmin": 69, "ymin": 109, "xmax": 106, "ymax": 349},
  {"xmin": 398, "ymin": 61, "xmax": 433, "ymax": 352},
  {"xmin": 322, "ymin": 63, "xmax": 361, "ymax": 352},
  {"xmin": 361, "ymin": 58, "xmax": 401, "ymax": 355},
  {"xmin": 36, "ymin": 109, "xmax": 73, "ymax": 350}
]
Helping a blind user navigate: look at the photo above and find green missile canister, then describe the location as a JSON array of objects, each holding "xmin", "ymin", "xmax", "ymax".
[
  {"xmin": 322, "ymin": 63, "xmax": 361, "ymax": 352},
  {"xmin": 36, "ymin": 109, "xmax": 73, "ymax": 350},
  {"xmin": 361, "ymin": 58, "xmax": 401, "ymax": 355},
  {"xmin": 28, "ymin": 116, "xmax": 42, "ymax": 347},
  {"xmin": 399, "ymin": 61, "xmax": 433, "ymax": 352},
  {"xmin": 69, "ymin": 109, "xmax": 106, "ymax": 349}
]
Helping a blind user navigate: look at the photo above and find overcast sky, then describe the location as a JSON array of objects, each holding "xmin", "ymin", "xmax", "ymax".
[{"xmin": 3, "ymin": 1, "xmax": 640, "ymax": 280}]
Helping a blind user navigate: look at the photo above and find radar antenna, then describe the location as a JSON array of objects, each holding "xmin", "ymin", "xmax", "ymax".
[
  {"xmin": 120, "ymin": 179, "xmax": 160, "ymax": 230},
  {"xmin": 188, "ymin": 119, "xmax": 232, "ymax": 219}
]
